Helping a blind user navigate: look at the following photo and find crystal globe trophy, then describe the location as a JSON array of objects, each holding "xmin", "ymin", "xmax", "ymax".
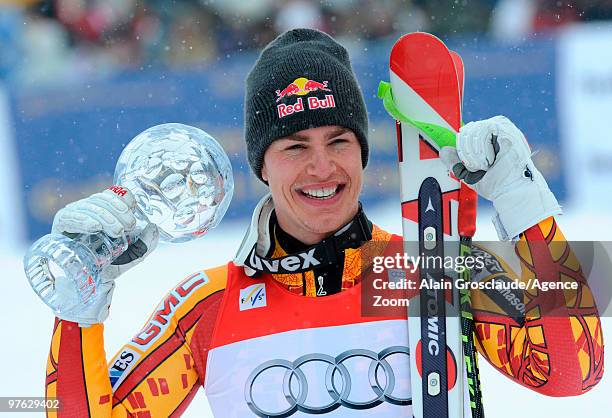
[{"xmin": 24, "ymin": 123, "xmax": 233, "ymax": 316}]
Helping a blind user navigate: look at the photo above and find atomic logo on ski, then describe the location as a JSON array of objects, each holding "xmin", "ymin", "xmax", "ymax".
[{"xmin": 426, "ymin": 198, "xmax": 436, "ymax": 213}]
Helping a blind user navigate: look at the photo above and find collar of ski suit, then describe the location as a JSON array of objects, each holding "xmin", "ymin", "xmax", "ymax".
[{"xmin": 233, "ymin": 194, "xmax": 393, "ymax": 295}]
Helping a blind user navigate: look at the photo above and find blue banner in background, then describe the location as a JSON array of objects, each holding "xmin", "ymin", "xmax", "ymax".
[{"xmin": 8, "ymin": 35, "xmax": 561, "ymax": 240}]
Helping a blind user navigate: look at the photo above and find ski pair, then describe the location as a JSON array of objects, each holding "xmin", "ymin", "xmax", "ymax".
[{"xmin": 378, "ymin": 32, "xmax": 484, "ymax": 418}]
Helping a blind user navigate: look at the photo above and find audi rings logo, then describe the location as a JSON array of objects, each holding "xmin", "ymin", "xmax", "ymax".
[{"xmin": 244, "ymin": 346, "xmax": 411, "ymax": 417}]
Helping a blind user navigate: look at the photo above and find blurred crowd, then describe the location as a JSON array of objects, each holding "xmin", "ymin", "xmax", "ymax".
[{"xmin": 1, "ymin": 0, "xmax": 612, "ymax": 87}]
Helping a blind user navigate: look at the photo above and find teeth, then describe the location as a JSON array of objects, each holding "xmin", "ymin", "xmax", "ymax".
[{"xmin": 302, "ymin": 186, "xmax": 338, "ymax": 199}]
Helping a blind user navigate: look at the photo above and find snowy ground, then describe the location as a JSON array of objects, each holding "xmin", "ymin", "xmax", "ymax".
[{"xmin": 1, "ymin": 201, "xmax": 611, "ymax": 417}]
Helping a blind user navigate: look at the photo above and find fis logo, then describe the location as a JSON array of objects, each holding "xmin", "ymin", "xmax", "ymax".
[
  {"xmin": 109, "ymin": 347, "xmax": 140, "ymax": 390},
  {"xmin": 239, "ymin": 283, "xmax": 266, "ymax": 311},
  {"xmin": 275, "ymin": 77, "xmax": 336, "ymax": 118}
]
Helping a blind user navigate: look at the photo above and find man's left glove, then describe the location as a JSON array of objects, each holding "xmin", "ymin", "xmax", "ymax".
[{"xmin": 440, "ymin": 115, "xmax": 561, "ymax": 240}]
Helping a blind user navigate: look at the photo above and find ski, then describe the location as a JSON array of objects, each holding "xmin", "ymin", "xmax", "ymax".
[
  {"xmin": 418, "ymin": 176, "xmax": 449, "ymax": 416},
  {"xmin": 452, "ymin": 50, "xmax": 485, "ymax": 418},
  {"xmin": 378, "ymin": 32, "xmax": 482, "ymax": 418}
]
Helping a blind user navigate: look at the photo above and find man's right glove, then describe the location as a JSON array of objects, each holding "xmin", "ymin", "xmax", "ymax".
[
  {"xmin": 440, "ymin": 115, "xmax": 562, "ymax": 240},
  {"xmin": 51, "ymin": 187, "xmax": 159, "ymax": 326}
]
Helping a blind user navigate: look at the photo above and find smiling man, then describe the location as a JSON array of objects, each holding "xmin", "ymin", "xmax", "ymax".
[
  {"xmin": 44, "ymin": 29, "xmax": 603, "ymax": 417},
  {"xmin": 261, "ymin": 125, "xmax": 362, "ymax": 244}
]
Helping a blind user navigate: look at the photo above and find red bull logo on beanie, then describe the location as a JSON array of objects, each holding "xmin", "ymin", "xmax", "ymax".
[{"xmin": 276, "ymin": 77, "xmax": 336, "ymax": 118}]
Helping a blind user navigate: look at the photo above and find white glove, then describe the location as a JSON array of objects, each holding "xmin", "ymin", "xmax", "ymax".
[
  {"xmin": 440, "ymin": 115, "xmax": 561, "ymax": 240},
  {"xmin": 51, "ymin": 187, "xmax": 159, "ymax": 326}
]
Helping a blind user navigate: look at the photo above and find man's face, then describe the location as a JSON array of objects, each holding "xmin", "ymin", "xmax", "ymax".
[{"xmin": 262, "ymin": 125, "xmax": 363, "ymax": 245}]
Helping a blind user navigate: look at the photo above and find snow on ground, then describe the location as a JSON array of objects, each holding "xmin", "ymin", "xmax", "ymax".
[{"xmin": 1, "ymin": 201, "xmax": 610, "ymax": 417}]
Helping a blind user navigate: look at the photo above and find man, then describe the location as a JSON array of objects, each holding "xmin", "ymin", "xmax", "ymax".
[{"xmin": 45, "ymin": 29, "xmax": 603, "ymax": 417}]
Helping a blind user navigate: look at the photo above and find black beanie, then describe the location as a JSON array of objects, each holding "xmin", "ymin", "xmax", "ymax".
[{"xmin": 244, "ymin": 28, "xmax": 369, "ymax": 181}]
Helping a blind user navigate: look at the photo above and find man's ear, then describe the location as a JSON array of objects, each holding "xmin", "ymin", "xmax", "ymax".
[{"xmin": 261, "ymin": 163, "xmax": 268, "ymax": 182}]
